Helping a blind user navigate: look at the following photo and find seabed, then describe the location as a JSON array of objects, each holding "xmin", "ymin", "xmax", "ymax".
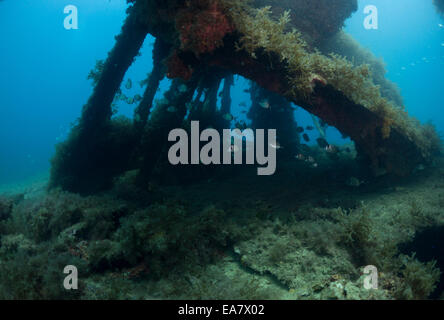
[{"xmin": 0, "ymin": 152, "xmax": 443, "ymax": 300}]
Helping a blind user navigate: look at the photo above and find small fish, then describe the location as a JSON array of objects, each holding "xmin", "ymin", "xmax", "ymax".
[
  {"xmin": 239, "ymin": 102, "xmax": 247, "ymax": 107},
  {"xmin": 439, "ymin": 23, "xmax": 443, "ymax": 28},
  {"xmin": 243, "ymin": 89, "xmax": 250, "ymax": 93},
  {"xmin": 259, "ymin": 100, "xmax": 270, "ymax": 109},
  {"xmin": 167, "ymin": 106, "xmax": 178, "ymax": 112},
  {"xmin": 269, "ymin": 141, "xmax": 282, "ymax": 149},
  {"xmin": 223, "ymin": 113, "xmax": 234, "ymax": 121},
  {"xmin": 401, "ymin": 67, "xmax": 406, "ymax": 70},
  {"xmin": 306, "ymin": 156, "xmax": 315, "ymax": 163},
  {"xmin": 240, "ymin": 110, "xmax": 247, "ymax": 114},
  {"xmin": 325, "ymin": 144, "xmax": 338, "ymax": 154},
  {"xmin": 126, "ymin": 97, "xmax": 135, "ymax": 104},
  {"xmin": 296, "ymin": 127, "xmax": 304, "ymax": 133},
  {"xmin": 125, "ymin": 79, "xmax": 132, "ymax": 90},
  {"xmin": 178, "ymin": 84, "xmax": 187, "ymax": 93},
  {"xmin": 306, "ymin": 126, "xmax": 314, "ymax": 131},
  {"xmin": 316, "ymin": 138, "xmax": 329, "ymax": 149},
  {"xmin": 134, "ymin": 94, "xmax": 143, "ymax": 102},
  {"xmin": 311, "ymin": 163, "xmax": 318, "ymax": 168},
  {"xmin": 295, "ymin": 154, "xmax": 305, "ymax": 161},
  {"xmin": 302, "ymin": 133, "xmax": 310, "ymax": 142}
]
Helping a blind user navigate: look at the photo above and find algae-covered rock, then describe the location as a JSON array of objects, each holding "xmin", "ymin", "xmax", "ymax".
[
  {"xmin": 0, "ymin": 197, "xmax": 13, "ymax": 221},
  {"xmin": 321, "ymin": 276, "xmax": 390, "ymax": 300},
  {"xmin": 0, "ymin": 234, "xmax": 36, "ymax": 256},
  {"xmin": 0, "ymin": 194, "xmax": 22, "ymax": 221}
]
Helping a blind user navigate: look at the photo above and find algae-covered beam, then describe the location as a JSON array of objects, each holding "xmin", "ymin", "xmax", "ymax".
[
  {"xmin": 203, "ymin": 72, "xmax": 222, "ymax": 114},
  {"xmin": 220, "ymin": 74, "xmax": 234, "ymax": 115},
  {"xmin": 80, "ymin": 3, "xmax": 148, "ymax": 132},
  {"xmin": 50, "ymin": 3, "xmax": 150, "ymax": 193},
  {"xmin": 138, "ymin": 76, "xmax": 200, "ymax": 181},
  {"xmin": 186, "ymin": 67, "xmax": 230, "ymax": 129},
  {"xmin": 205, "ymin": 44, "xmax": 426, "ymax": 175},
  {"xmin": 134, "ymin": 38, "xmax": 170, "ymax": 132}
]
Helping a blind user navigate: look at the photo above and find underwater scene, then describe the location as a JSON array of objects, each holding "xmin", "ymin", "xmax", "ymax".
[{"xmin": 0, "ymin": 0, "xmax": 443, "ymax": 301}]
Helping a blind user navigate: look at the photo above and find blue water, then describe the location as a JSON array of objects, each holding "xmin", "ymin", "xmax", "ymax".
[
  {"xmin": 0, "ymin": 0, "xmax": 443, "ymax": 187},
  {"xmin": 345, "ymin": 0, "xmax": 444, "ymax": 130}
]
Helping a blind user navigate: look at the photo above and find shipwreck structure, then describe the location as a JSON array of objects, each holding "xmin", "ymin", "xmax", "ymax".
[{"xmin": 50, "ymin": 0, "xmax": 441, "ymax": 194}]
